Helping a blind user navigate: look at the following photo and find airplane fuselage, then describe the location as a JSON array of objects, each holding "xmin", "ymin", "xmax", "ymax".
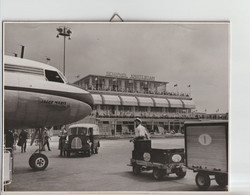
[{"xmin": 4, "ymin": 56, "xmax": 93, "ymax": 129}]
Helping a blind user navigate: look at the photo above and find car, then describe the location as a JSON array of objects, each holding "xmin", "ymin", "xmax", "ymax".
[{"xmin": 63, "ymin": 123, "xmax": 100, "ymax": 157}]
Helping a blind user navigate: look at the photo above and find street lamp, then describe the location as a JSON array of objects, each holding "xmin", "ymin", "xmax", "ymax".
[{"xmin": 56, "ymin": 26, "xmax": 72, "ymax": 76}]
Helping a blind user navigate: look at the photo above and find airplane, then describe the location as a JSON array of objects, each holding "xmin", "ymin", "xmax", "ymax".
[{"xmin": 4, "ymin": 55, "xmax": 94, "ymax": 170}]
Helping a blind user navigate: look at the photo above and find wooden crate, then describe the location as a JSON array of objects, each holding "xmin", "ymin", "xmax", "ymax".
[{"xmin": 184, "ymin": 121, "xmax": 228, "ymax": 173}]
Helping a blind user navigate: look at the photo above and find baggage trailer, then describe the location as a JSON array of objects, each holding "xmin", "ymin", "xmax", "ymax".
[
  {"xmin": 128, "ymin": 140, "xmax": 186, "ymax": 180},
  {"xmin": 184, "ymin": 120, "xmax": 228, "ymax": 190}
]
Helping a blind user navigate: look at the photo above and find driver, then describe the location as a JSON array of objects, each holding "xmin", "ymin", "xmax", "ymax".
[{"xmin": 133, "ymin": 117, "xmax": 150, "ymax": 141}]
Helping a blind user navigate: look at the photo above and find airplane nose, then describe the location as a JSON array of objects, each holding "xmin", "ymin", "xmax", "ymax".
[{"xmin": 82, "ymin": 92, "xmax": 94, "ymax": 109}]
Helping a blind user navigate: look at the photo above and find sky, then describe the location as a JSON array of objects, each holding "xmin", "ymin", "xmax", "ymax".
[{"xmin": 4, "ymin": 22, "xmax": 229, "ymax": 114}]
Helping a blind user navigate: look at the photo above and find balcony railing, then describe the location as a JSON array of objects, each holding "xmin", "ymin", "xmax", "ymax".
[{"xmin": 88, "ymin": 88, "xmax": 191, "ymax": 100}]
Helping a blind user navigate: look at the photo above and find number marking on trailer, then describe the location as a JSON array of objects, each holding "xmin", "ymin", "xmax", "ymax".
[{"xmin": 198, "ymin": 134, "xmax": 212, "ymax": 146}]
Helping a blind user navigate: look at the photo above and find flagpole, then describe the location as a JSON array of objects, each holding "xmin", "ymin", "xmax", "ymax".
[{"xmin": 188, "ymin": 85, "xmax": 191, "ymax": 97}]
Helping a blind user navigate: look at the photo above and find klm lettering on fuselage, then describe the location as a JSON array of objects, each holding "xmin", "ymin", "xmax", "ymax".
[{"xmin": 40, "ymin": 100, "xmax": 68, "ymax": 107}]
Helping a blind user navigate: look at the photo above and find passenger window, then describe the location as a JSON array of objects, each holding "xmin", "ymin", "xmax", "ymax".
[
  {"xmin": 45, "ymin": 70, "xmax": 64, "ymax": 83},
  {"xmin": 78, "ymin": 128, "xmax": 87, "ymax": 135}
]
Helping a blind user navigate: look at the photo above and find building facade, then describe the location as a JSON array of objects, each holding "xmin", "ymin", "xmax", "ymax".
[{"xmin": 74, "ymin": 72, "xmax": 197, "ymax": 136}]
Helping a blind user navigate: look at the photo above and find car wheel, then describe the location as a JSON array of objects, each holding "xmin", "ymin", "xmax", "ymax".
[
  {"xmin": 132, "ymin": 164, "xmax": 141, "ymax": 175},
  {"xmin": 175, "ymin": 168, "xmax": 186, "ymax": 178},
  {"xmin": 153, "ymin": 167, "xmax": 164, "ymax": 180}
]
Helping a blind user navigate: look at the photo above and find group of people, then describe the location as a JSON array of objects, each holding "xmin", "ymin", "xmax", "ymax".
[
  {"xmin": 5, "ymin": 129, "xmax": 28, "ymax": 152},
  {"xmin": 5, "ymin": 117, "xmax": 148, "ymax": 155},
  {"xmin": 5, "ymin": 128, "xmax": 52, "ymax": 153}
]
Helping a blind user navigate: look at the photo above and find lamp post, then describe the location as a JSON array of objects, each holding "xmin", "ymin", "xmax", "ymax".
[{"xmin": 56, "ymin": 26, "xmax": 72, "ymax": 76}]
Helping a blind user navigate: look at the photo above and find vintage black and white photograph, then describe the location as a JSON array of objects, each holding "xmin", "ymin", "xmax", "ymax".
[{"xmin": 2, "ymin": 22, "xmax": 229, "ymax": 192}]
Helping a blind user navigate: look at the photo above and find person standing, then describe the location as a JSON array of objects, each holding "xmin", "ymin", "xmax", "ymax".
[
  {"xmin": 13, "ymin": 130, "xmax": 19, "ymax": 150},
  {"xmin": 59, "ymin": 126, "xmax": 67, "ymax": 156},
  {"xmin": 19, "ymin": 129, "xmax": 28, "ymax": 152},
  {"xmin": 43, "ymin": 128, "xmax": 51, "ymax": 151},
  {"xmin": 89, "ymin": 128, "xmax": 94, "ymax": 154},
  {"xmin": 133, "ymin": 117, "xmax": 150, "ymax": 141},
  {"xmin": 5, "ymin": 129, "xmax": 14, "ymax": 149}
]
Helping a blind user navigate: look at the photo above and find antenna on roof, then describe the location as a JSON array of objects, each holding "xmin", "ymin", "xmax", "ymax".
[
  {"xmin": 19, "ymin": 45, "xmax": 25, "ymax": 58},
  {"xmin": 46, "ymin": 56, "xmax": 51, "ymax": 64}
]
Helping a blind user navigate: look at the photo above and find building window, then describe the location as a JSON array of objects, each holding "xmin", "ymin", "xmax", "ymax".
[
  {"xmin": 151, "ymin": 107, "xmax": 162, "ymax": 112},
  {"xmin": 119, "ymin": 106, "xmax": 132, "ymax": 111},
  {"xmin": 135, "ymin": 107, "xmax": 147, "ymax": 112}
]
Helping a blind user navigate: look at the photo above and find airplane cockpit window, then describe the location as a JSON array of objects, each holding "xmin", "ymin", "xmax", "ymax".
[
  {"xmin": 58, "ymin": 72, "xmax": 68, "ymax": 83},
  {"xmin": 45, "ymin": 70, "xmax": 64, "ymax": 83}
]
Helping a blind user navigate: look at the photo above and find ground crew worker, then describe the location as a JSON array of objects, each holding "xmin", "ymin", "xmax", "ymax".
[
  {"xmin": 59, "ymin": 126, "xmax": 67, "ymax": 156},
  {"xmin": 43, "ymin": 128, "xmax": 51, "ymax": 151},
  {"xmin": 18, "ymin": 129, "xmax": 28, "ymax": 152},
  {"xmin": 133, "ymin": 117, "xmax": 150, "ymax": 141},
  {"xmin": 5, "ymin": 129, "xmax": 14, "ymax": 149},
  {"xmin": 89, "ymin": 128, "xmax": 94, "ymax": 154}
]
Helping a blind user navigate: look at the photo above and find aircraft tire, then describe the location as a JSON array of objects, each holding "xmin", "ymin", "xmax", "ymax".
[
  {"xmin": 29, "ymin": 155, "xmax": 35, "ymax": 169},
  {"xmin": 30, "ymin": 153, "xmax": 49, "ymax": 171}
]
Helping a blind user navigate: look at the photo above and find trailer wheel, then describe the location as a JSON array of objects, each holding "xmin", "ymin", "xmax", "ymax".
[
  {"xmin": 132, "ymin": 165, "xmax": 141, "ymax": 175},
  {"xmin": 195, "ymin": 172, "xmax": 211, "ymax": 190},
  {"xmin": 153, "ymin": 168, "xmax": 164, "ymax": 180},
  {"xmin": 29, "ymin": 153, "xmax": 48, "ymax": 171},
  {"xmin": 215, "ymin": 174, "xmax": 228, "ymax": 187},
  {"xmin": 175, "ymin": 168, "xmax": 186, "ymax": 178}
]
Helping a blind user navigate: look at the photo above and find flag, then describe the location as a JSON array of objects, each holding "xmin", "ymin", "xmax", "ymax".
[
  {"xmin": 174, "ymin": 84, "xmax": 178, "ymax": 87},
  {"xmin": 188, "ymin": 85, "xmax": 191, "ymax": 87}
]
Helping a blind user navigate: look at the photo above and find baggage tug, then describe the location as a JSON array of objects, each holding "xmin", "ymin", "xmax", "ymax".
[{"xmin": 128, "ymin": 140, "xmax": 186, "ymax": 180}]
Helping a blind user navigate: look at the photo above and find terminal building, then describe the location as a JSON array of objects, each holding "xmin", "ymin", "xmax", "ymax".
[{"xmin": 73, "ymin": 72, "xmax": 197, "ymax": 136}]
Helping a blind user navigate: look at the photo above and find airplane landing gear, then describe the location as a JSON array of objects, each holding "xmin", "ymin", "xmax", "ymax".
[
  {"xmin": 29, "ymin": 128, "xmax": 49, "ymax": 171},
  {"xmin": 29, "ymin": 153, "xmax": 49, "ymax": 170}
]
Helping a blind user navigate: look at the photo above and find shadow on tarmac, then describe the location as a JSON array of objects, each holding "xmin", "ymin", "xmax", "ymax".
[
  {"xmin": 106, "ymin": 171, "xmax": 228, "ymax": 191},
  {"xmin": 106, "ymin": 170, "xmax": 183, "ymax": 183}
]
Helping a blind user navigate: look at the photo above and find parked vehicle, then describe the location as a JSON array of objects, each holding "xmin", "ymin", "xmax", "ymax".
[
  {"xmin": 184, "ymin": 120, "xmax": 228, "ymax": 190},
  {"xmin": 63, "ymin": 123, "xmax": 100, "ymax": 157},
  {"xmin": 3, "ymin": 148, "xmax": 13, "ymax": 189},
  {"xmin": 128, "ymin": 140, "xmax": 186, "ymax": 180}
]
